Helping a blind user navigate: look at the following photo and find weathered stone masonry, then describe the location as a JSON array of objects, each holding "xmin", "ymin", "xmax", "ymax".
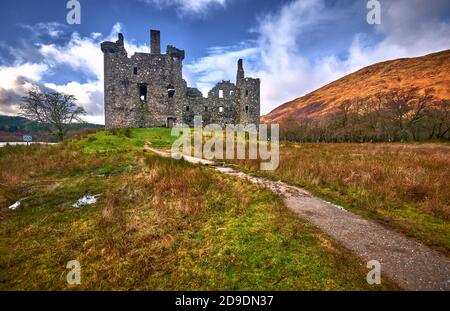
[{"xmin": 101, "ymin": 30, "xmax": 260, "ymax": 129}]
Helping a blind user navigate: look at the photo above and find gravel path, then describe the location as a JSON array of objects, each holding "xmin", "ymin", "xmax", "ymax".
[{"xmin": 145, "ymin": 146, "xmax": 450, "ymax": 291}]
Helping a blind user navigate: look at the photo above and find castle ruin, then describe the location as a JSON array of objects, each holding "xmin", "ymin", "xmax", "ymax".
[{"xmin": 101, "ymin": 30, "xmax": 260, "ymax": 129}]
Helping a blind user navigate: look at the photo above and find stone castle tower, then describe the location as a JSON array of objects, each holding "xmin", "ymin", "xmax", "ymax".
[{"xmin": 101, "ymin": 30, "xmax": 260, "ymax": 129}]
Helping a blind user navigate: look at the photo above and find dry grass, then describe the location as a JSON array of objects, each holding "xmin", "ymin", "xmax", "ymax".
[
  {"xmin": 232, "ymin": 142, "xmax": 450, "ymax": 254},
  {"xmin": 0, "ymin": 144, "xmax": 100, "ymax": 183}
]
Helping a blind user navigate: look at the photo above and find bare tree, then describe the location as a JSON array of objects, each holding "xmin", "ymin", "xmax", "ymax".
[
  {"xmin": 407, "ymin": 89, "xmax": 435, "ymax": 140},
  {"xmin": 372, "ymin": 88, "xmax": 434, "ymax": 140},
  {"xmin": 425, "ymin": 100, "xmax": 450, "ymax": 140},
  {"xmin": 20, "ymin": 89, "xmax": 86, "ymax": 141}
]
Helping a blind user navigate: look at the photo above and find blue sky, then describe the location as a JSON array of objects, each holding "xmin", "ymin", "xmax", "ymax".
[{"xmin": 0, "ymin": 0, "xmax": 449, "ymax": 124}]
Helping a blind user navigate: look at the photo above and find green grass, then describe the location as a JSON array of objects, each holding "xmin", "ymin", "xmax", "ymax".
[
  {"xmin": 73, "ymin": 128, "xmax": 177, "ymax": 153},
  {"xmin": 0, "ymin": 129, "xmax": 397, "ymax": 290}
]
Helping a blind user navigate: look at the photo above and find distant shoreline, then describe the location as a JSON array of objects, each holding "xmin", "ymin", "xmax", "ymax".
[{"xmin": 0, "ymin": 142, "xmax": 57, "ymax": 148}]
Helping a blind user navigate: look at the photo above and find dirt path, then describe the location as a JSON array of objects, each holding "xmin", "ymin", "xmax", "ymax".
[{"xmin": 145, "ymin": 146, "xmax": 450, "ymax": 291}]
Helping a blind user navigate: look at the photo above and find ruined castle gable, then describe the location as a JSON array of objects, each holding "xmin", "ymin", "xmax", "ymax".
[{"xmin": 101, "ymin": 29, "xmax": 260, "ymax": 129}]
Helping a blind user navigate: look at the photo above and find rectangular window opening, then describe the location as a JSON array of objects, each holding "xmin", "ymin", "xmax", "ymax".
[
  {"xmin": 219, "ymin": 90, "xmax": 224, "ymax": 98},
  {"xmin": 133, "ymin": 67, "xmax": 138, "ymax": 75},
  {"xmin": 139, "ymin": 84, "xmax": 147, "ymax": 101}
]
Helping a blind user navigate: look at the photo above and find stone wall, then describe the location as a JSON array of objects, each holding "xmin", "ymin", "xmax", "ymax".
[{"xmin": 237, "ymin": 78, "xmax": 261, "ymax": 126}]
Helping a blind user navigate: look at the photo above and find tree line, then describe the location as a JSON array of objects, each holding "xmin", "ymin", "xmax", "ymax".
[{"xmin": 281, "ymin": 88, "xmax": 450, "ymax": 142}]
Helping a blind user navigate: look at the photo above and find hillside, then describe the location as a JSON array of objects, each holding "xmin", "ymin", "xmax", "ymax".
[
  {"xmin": 262, "ymin": 50, "xmax": 450, "ymax": 124},
  {"xmin": 0, "ymin": 115, "xmax": 104, "ymax": 142}
]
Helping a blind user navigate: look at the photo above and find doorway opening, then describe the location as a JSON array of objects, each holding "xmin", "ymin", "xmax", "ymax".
[{"xmin": 167, "ymin": 117, "xmax": 176, "ymax": 128}]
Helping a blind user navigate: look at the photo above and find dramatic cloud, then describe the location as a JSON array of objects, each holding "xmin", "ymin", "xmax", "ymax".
[
  {"xmin": 185, "ymin": 0, "xmax": 450, "ymax": 114},
  {"xmin": 0, "ymin": 63, "xmax": 48, "ymax": 114},
  {"xmin": 142, "ymin": 0, "xmax": 227, "ymax": 15}
]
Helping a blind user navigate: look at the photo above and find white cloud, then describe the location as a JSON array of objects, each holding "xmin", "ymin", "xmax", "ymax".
[
  {"xmin": 44, "ymin": 80, "xmax": 104, "ymax": 124},
  {"xmin": 39, "ymin": 33, "xmax": 104, "ymax": 79},
  {"xmin": 186, "ymin": 43, "xmax": 259, "ymax": 95},
  {"xmin": 19, "ymin": 22, "xmax": 67, "ymax": 39},
  {"xmin": 0, "ymin": 63, "xmax": 48, "ymax": 90},
  {"xmin": 142, "ymin": 0, "xmax": 227, "ymax": 15},
  {"xmin": 0, "ymin": 63, "xmax": 48, "ymax": 114}
]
